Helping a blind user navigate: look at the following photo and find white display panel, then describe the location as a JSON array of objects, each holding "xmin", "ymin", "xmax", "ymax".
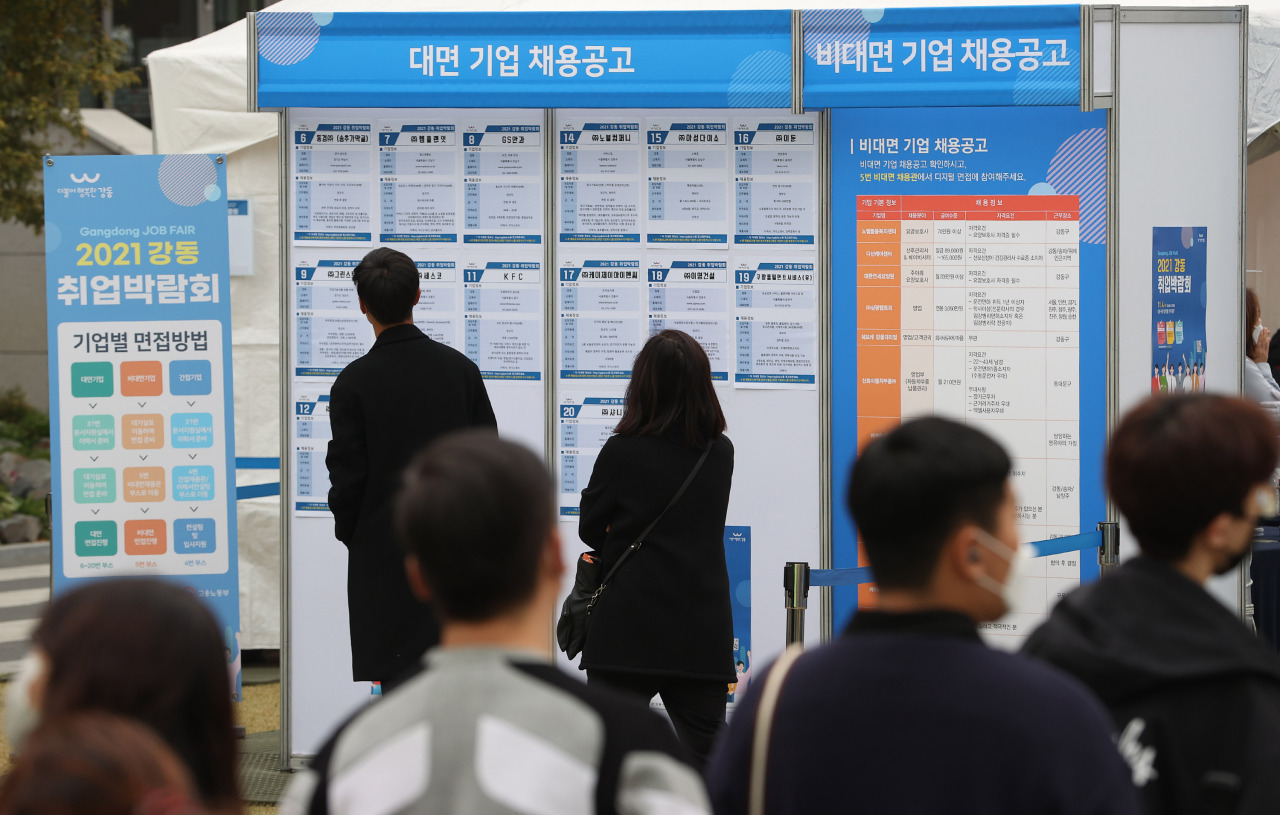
[
  {"xmin": 1115, "ymin": 14, "xmax": 1246, "ymax": 610},
  {"xmin": 283, "ymin": 107, "xmax": 826, "ymax": 761},
  {"xmin": 553, "ymin": 109, "xmax": 824, "ymax": 680},
  {"xmin": 285, "ymin": 108, "xmax": 548, "ymax": 758}
]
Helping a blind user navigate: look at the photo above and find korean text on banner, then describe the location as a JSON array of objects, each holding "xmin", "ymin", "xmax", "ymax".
[
  {"xmin": 43, "ymin": 154, "xmax": 242, "ymax": 699},
  {"xmin": 829, "ymin": 106, "xmax": 1108, "ymax": 644},
  {"xmin": 1150, "ymin": 228, "xmax": 1208, "ymax": 395},
  {"xmin": 255, "ymin": 11, "xmax": 791, "ymax": 109},
  {"xmin": 802, "ymin": 5, "xmax": 1081, "ymax": 108}
]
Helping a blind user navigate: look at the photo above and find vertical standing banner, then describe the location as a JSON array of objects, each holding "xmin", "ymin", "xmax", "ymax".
[
  {"xmin": 43, "ymin": 154, "xmax": 241, "ymax": 695},
  {"xmin": 830, "ymin": 106, "xmax": 1107, "ymax": 647},
  {"xmin": 1151, "ymin": 228, "xmax": 1208, "ymax": 394}
]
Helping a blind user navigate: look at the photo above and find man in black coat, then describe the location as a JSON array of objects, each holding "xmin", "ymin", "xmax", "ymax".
[
  {"xmin": 326, "ymin": 247, "xmax": 496, "ymax": 689},
  {"xmin": 1024, "ymin": 394, "xmax": 1280, "ymax": 814},
  {"xmin": 706, "ymin": 418, "xmax": 1140, "ymax": 815}
]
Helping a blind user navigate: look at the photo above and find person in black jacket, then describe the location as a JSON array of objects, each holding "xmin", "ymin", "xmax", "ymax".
[
  {"xmin": 1024, "ymin": 394, "xmax": 1280, "ymax": 814},
  {"xmin": 326, "ymin": 247, "xmax": 496, "ymax": 689},
  {"xmin": 706, "ymin": 418, "xmax": 1140, "ymax": 815},
  {"xmin": 578, "ymin": 329, "xmax": 734, "ymax": 768}
]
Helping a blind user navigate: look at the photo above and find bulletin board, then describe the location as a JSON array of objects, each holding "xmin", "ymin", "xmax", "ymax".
[{"xmin": 250, "ymin": 5, "xmax": 1248, "ymax": 767}]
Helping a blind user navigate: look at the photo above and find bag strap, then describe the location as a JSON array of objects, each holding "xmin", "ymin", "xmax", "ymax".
[
  {"xmin": 749, "ymin": 645, "xmax": 804, "ymax": 815},
  {"xmin": 596, "ymin": 441, "xmax": 713, "ymax": 591}
]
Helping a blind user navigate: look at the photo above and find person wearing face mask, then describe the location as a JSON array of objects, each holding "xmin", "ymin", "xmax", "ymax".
[
  {"xmin": 705, "ymin": 417, "xmax": 1140, "ymax": 815},
  {"xmin": 1243, "ymin": 289, "xmax": 1280, "ymax": 403},
  {"xmin": 1024, "ymin": 394, "xmax": 1280, "ymax": 815}
]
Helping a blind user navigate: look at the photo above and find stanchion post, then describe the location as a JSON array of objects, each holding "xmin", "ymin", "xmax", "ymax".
[
  {"xmin": 784, "ymin": 562, "xmax": 811, "ymax": 648},
  {"xmin": 1098, "ymin": 521, "xmax": 1120, "ymax": 577}
]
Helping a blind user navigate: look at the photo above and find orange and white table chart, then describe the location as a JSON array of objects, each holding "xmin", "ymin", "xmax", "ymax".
[{"xmin": 854, "ymin": 193, "xmax": 1084, "ymax": 635}]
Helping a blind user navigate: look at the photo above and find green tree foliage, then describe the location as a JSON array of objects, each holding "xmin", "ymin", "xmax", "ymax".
[{"xmin": 0, "ymin": 0, "xmax": 136, "ymax": 231}]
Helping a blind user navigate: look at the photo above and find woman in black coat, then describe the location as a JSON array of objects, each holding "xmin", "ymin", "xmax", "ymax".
[{"xmin": 579, "ymin": 329, "xmax": 735, "ymax": 767}]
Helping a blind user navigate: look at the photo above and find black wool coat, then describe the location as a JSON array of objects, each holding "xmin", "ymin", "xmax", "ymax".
[
  {"xmin": 579, "ymin": 432, "xmax": 735, "ymax": 682},
  {"xmin": 326, "ymin": 323, "xmax": 496, "ymax": 681}
]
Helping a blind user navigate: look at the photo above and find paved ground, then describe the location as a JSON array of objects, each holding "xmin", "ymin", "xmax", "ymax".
[
  {"xmin": 0, "ymin": 542, "xmax": 286, "ymax": 811},
  {"xmin": 0, "ymin": 543, "xmax": 51, "ymax": 676}
]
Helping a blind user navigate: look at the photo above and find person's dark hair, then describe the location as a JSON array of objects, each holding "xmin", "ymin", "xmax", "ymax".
[
  {"xmin": 395, "ymin": 431, "xmax": 554, "ymax": 622},
  {"xmin": 1246, "ymin": 288, "xmax": 1262, "ymax": 359},
  {"xmin": 847, "ymin": 418, "xmax": 1011, "ymax": 590},
  {"xmin": 32, "ymin": 580, "xmax": 238, "ymax": 812},
  {"xmin": 1107, "ymin": 394, "xmax": 1279, "ymax": 561},
  {"xmin": 615, "ymin": 330, "xmax": 726, "ymax": 448},
  {"xmin": 0, "ymin": 713, "xmax": 202, "ymax": 815},
  {"xmin": 353, "ymin": 247, "xmax": 419, "ymax": 325}
]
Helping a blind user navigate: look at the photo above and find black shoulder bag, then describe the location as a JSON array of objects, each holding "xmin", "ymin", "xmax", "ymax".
[{"xmin": 556, "ymin": 443, "xmax": 712, "ymax": 659}]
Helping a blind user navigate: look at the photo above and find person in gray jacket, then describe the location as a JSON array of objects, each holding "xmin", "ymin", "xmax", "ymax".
[{"xmin": 282, "ymin": 431, "xmax": 708, "ymax": 815}]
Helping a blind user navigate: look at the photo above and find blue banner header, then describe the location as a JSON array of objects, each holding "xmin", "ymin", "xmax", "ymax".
[
  {"xmin": 801, "ymin": 5, "xmax": 1081, "ymax": 108},
  {"xmin": 256, "ymin": 10, "xmax": 792, "ymax": 109}
]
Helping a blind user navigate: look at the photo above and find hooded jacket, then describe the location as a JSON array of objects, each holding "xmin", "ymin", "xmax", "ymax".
[{"xmin": 1023, "ymin": 556, "xmax": 1280, "ymax": 815}]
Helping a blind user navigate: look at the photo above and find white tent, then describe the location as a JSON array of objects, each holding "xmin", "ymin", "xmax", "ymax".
[{"xmin": 148, "ymin": 0, "xmax": 1280, "ymax": 648}]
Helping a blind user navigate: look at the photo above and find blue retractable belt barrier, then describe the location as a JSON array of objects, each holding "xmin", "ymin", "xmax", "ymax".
[
  {"xmin": 808, "ymin": 531, "xmax": 1104, "ymax": 587},
  {"xmin": 234, "ymin": 457, "xmax": 281, "ymax": 501},
  {"xmin": 234, "ymin": 457, "xmax": 281, "ymax": 469},
  {"xmin": 236, "ymin": 482, "xmax": 281, "ymax": 500}
]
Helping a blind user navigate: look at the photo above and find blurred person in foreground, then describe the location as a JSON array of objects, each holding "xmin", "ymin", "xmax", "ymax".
[
  {"xmin": 0, "ymin": 713, "xmax": 204, "ymax": 815},
  {"xmin": 577, "ymin": 329, "xmax": 735, "ymax": 768},
  {"xmin": 706, "ymin": 417, "xmax": 1139, "ymax": 815},
  {"xmin": 282, "ymin": 431, "xmax": 709, "ymax": 815},
  {"xmin": 3, "ymin": 579, "xmax": 238, "ymax": 813},
  {"xmin": 1024, "ymin": 394, "xmax": 1280, "ymax": 814}
]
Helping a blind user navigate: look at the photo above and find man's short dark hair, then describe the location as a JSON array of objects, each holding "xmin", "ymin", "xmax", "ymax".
[
  {"xmin": 1108, "ymin": 394, "xmax": 1279, "ymax": 561},
  {"xmin": 353, "ymin": 247, "xmax": 418, "ymax": 325},
  {"xmin": 847, "ymin": 418, "xmax": 1011, "ymax": 590},
  {"xmin": 394, "ymin": 431, "xmax": 553, "ymax": 622}
]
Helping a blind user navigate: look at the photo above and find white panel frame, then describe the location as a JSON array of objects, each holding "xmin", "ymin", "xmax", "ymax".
[{"xmin": 1114, "ymin": 6, "xmax": 1248, "ymax": 611}]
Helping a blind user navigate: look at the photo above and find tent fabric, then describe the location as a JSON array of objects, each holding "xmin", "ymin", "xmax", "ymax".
[
  {"xmin": 148, "ymin": 0, "xmax": 1280, "ymax": 649},
  {"xmin": 1252, "ymin": 10, "xmax": 1280, "ymax": 144}
]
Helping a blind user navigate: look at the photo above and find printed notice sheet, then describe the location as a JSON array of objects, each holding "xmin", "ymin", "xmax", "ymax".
[
  {"xmin": 378, "ymin": 119, "xmax": 459, "ymax": 244},
  {"xmin": 559, "ymin": 115, "xmax": 643, "ymax": 243},
  {"xmin": 734, "ymin": 258, "xmax": 817, "ymax": 388},
  {"xmin": 293, "ymin": 118, "xmax": 376, "ymax": 243},
  {"xmin": 646, "ymin": 113, "xmax": 731, "ymax": 247},
  {"xmin": 557, "ymin": 395, "xmax": 625, "ymax": 516},
  {"xmin": 293, "ymin": 388, "xmax": 332, "ymax": 515},
  {"xmin": 464, "ymin": 258, "xmax": 542, "ymax": 380},
  {"xmin": 559, "ymin": 258, "xmax": 644, "ymax": 380},
  {"xmin": 733, "ymin": 117, "xmax": 817, "ymax": 246},
  {"xmin": 647, "ymin": 256, "xmax": 730, "ymax": 380},
  {"xmin": 462, "ymin": 114, "xmax": 544, "ymax": 244}
]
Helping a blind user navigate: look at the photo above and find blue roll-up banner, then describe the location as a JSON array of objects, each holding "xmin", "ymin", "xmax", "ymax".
[
  {"xmin": 256, "ymin": 11, "xmax": 792, "ymax": 109},
  {"xmin": 802, "ymin": 5, "xmax": 1081, "ymax": 108},
  {"xmin": 829, "ymin": 106, "xmax": 1107, "ymax": 633},
  {"xmin": 44, "ymin": 155, "xmax": 241, "ymax": 699}
]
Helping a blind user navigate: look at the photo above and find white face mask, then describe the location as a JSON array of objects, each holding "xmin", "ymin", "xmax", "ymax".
[
  {"xmin": 973, "ymin": 529, "xmax": 1034, "ymax": 615},
  {"xmin": 4, "ymin": 652, "xmax": 44, "ymax": 752},
  {"xmin": 1254, "ymin": 324, "xmax": 1265, "ymax": 345}
]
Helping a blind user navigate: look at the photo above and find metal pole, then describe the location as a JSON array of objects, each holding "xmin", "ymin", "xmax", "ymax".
[
  {"xmin": 1097, "ymin": 521, "xmax": 1119, "ymax": 577},
  {"xmin": 784, "ymin": 562, "xmax": 810, "ymax": 648}
]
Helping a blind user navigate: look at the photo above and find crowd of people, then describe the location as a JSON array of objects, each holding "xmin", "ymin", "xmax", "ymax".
[{"xmin": 7, "ymin": 248, "xmax": 1280, "ymax": 814}]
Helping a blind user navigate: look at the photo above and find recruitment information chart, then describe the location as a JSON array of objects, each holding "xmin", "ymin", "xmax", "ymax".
[
  {"xmin": 831, "ymin": 107, "xmax": 1108, "ymax": 646},
  {"xmin": 286, "ymin": 108, "xmax": 547, "ymax": 461}
]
